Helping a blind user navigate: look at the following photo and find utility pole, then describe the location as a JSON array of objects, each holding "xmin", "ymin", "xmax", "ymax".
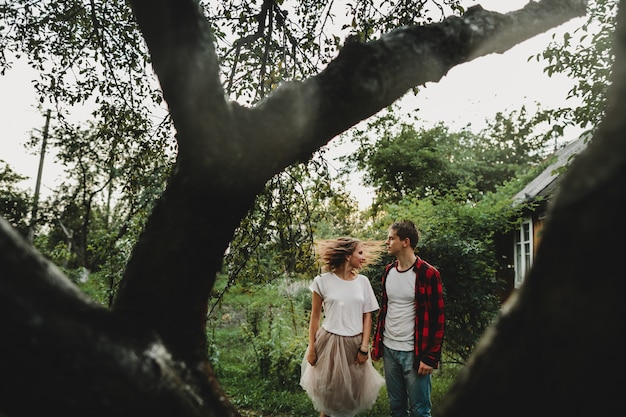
[{"xmin": 28, "ymin": 109, "xmax": 51, "ymax": 243}]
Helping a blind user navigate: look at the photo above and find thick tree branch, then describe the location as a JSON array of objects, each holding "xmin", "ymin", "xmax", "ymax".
[
  {"xmin": 128, "ymin": 0, "xmax": 587, "ymax": 190},
  {"xmin": 237, "ymin": 0, "xmax": 588, "ymax": 183},
  {"xmin": 127, "ymin": 0, "xmax": 241, "ymax": 180},
  {"xmin": 0, "ymin": 216, "xmax": 239, "ymax": 417}
]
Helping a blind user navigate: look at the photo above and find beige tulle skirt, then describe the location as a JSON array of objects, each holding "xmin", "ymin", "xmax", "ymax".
[{"xmin": 300, "ymin": 328, "xmax": 385, "ymax": 417}]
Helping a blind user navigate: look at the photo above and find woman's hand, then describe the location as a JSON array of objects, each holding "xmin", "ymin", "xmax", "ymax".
[
  {"xmin": 354, "ymin": 350, "xmax": 368, "ymax": 365},
  {"xmin": 307, "ymin": 347, "xmax": 317, "ymax": 366}
]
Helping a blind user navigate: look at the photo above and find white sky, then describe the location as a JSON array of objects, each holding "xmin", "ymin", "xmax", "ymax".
[{"xmin": 0, "ymin": 0, "xmax": 586, "ymax": 207}]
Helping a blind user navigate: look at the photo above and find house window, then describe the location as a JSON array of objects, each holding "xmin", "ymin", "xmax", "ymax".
[{"xmin": 514, "ymin": 218, "xmax": 533, "ymax": 288}]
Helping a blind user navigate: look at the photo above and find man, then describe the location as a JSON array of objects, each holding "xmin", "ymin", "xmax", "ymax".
[{"xmin": 371, "ymin": 220, "xmax": 445, "ymax": 417}]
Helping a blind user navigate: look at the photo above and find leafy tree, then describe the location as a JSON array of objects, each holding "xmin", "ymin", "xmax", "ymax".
[
  {"xmin": 26, "ymin": 111, "xmax": 176, "ymax": 305},
  {"xmin": 8, "ymin": 0, "xmax": 469, "ymax": 307},
  {"xmin": 3, "ymin": 2, "xmax": 619, "ymax": 417},
  {"xmin": 2, "ymin": 0, "xmax": 174, "ymax": 293},
  {"xmin": 532, "ymin": 0, "xmax": 617, "ymax": 137},
  {"xmin": 348, "ymin": 107, "xmax": 554, "ymax": 210},
  {"xmin": 0, "ymin": 160, "xmax": 32, "ymax": 237},
  {"xmin": 350, "ymin": 115, "xmax": 464, "ymax": 202},
  {"xmin": 474, "ymin": 106, "xmax": 557, "ymax": 175}
]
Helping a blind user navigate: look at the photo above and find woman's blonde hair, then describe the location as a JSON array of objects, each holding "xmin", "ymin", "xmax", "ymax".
[{"xmin": 315, "ymin": 237, "xmax": 385, "ymax": 272}]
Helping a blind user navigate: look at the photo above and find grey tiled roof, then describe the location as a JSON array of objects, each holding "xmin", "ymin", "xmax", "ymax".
[{"xmin": 513, "ymin": 134, "xmax": 589, "ymax": 206}]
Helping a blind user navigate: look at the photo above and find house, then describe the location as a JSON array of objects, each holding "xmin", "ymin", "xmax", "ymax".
[{"xmin": 507, "ymin": 134, "xmax": 589, "ymax": 291}]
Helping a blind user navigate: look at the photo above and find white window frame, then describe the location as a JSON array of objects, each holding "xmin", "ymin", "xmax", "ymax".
[{"xmin": 514, "ymin": 218, "xmax": 533, "ymax": 288}]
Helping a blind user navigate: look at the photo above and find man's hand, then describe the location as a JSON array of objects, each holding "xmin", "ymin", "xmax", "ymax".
[{"xmin": 417, "ymin": 361, "xmax": 433, "ymax": 376}]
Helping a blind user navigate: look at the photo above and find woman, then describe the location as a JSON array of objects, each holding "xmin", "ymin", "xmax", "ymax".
[{"xmin": 300, "ymin": 237, "xmax": 385, "ymax": 417}]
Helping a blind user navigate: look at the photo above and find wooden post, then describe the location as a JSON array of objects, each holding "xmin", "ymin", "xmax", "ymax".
[{"xmin": 28, "ymin": 109, "xmax": 51, "ymax": 243}]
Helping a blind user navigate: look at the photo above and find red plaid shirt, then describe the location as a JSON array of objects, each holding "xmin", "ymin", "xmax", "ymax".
[{"xmin": 371, "ymin": 257, "xmax": 445, "ymax": 369}]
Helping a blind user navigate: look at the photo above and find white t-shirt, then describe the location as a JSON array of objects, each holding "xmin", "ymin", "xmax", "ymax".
[
  {"xmin": 310, "ymin": 272, "xmax": 380, "ymax": 337},
  {"xmin": 382, "ymin": 265, "xmax": 416, "ymax": 351}
]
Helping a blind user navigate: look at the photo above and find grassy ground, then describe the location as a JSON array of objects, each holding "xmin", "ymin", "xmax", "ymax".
[{"xmin": 207, "ymin": 277, "xmax": 460, "ymax": 416}]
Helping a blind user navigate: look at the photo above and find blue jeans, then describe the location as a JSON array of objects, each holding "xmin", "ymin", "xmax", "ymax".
[{"xmin": 383, "ymin": 345, "xmax": 432, "ymax": 417}]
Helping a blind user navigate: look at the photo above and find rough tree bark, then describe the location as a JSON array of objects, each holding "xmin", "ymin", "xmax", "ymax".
[{"xmin": 1, "ymin": 0, "xmax": 611, "ymax": 416}]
